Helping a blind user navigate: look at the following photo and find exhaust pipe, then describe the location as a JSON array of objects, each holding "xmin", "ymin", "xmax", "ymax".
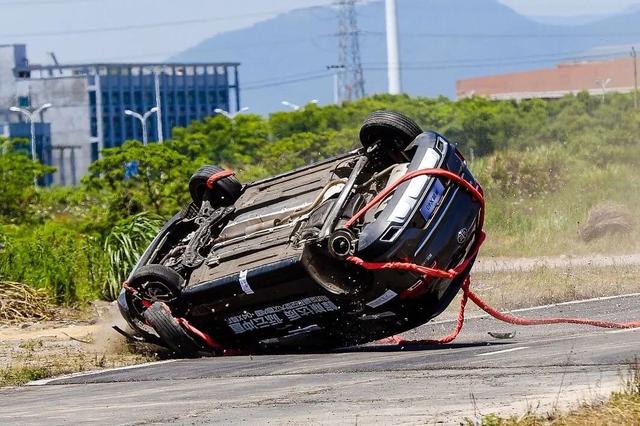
[{"xmin": 328, "ymin": 229, "xmax": 357, "ymax": 259}]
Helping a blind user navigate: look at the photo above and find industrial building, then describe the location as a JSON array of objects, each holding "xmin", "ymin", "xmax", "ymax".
[
  {"xmin": 0, "ymin": 44, "xmax": 241, "ymax": 185},
  {"xmin": 457, "ymin": 57, "xmax": 637, "ymax": 101}
]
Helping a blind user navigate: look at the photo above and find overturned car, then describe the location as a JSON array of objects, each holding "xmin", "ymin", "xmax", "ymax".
[{"xmin": 117, "ymin": 111, "xmax": 485, "ymax": 356}]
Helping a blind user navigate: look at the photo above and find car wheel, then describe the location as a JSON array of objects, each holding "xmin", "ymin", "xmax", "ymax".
[
  {"xmin": 189, "ymin": 165, "xmax": 242, "ymax": 207},
  {"xmin": 359, "ymin": 110, "xmax": 423, "ymax": 163},
  {"xmin": 143, "ymin": 302, "xmax": 201, "ymax": 357},
  {"xmin": 129, "ymin": 264, "xmax": 184, "ymax": 303}
]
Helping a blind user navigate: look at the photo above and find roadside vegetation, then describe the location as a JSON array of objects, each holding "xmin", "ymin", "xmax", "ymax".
[
  {"xmin": 468, "ymin": 264, "xmax": 640, "ymax": 312},
  {"xmin": 0, "ymin": 327, "xmax": 156, "ymax": 387},
  {"xmin": 0, "ymin": 92, "xmax": 638, "ymax": 307}
]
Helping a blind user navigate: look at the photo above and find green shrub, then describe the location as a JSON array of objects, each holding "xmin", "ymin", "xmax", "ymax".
[
  {"xmin": 103, "ymin": 212, "xmax": 163, "ymax": 300},
  {"xmin": 480, "ymin": 145, "xmax": 566, "ymax": 198},
  {"xmin": 0, "ymin": 139, "xmax": 55, "ymax": 223},
  {"xmin": 0, "ymin": 222, "xmax": 105, "ymax": 304}
]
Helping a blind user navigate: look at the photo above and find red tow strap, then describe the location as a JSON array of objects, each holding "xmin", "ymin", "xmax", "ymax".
[
  {"xmin": 176, "ymin": 317, "xmax": 225, "ymax": 351},
  {"xmin": 206, "ymin": 169, "xmax": 235, "ymax": 189},
  {"xmin": 344, "ymin": 167, "xmax": 640, "ymax": 346}
]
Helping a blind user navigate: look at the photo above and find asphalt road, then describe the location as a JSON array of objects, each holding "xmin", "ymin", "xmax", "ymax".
[{"xmin": 2, "ymin": 293, "xmax": 640, "ymax": 425}]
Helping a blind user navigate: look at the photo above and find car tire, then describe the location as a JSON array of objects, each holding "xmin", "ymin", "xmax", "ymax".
[
  {"xmin": 359, "ymin": 110, "xmax": 423, "ymax": 162},
  {"xmin": 143, "ymin": 302, "xmax": 201, "ymax": 357},
  {"xmin": 189, "ymin": 165, "xmax": 242, "ymax": 207},
  {"xmin": 129, "ymin": 264, "xmax": 184, "ymax": 303}
]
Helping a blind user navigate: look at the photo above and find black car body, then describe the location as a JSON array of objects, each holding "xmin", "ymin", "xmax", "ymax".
[{"xmin": 117, "ymin": 111, "xmax": 484, "ymax": 355}]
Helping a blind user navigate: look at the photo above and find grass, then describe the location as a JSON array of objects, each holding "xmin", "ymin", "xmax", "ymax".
[
  {"xmin": 103, "ymin": 212, "xmax": 163, "ymax": 300},
  {"xmin": 474, "ymin": 143, "xmax": 640, "ymax": 257},
  {"xmin": 0, "ymin": 366, "xmax": 50, "ymax": 387},
  {"xmin": 469, "ymin": 264, "xmax": 640, "ymax": 311},
  {"xmin": 0, "ymin": 222, "xmax": 105, "ymax": 304},
  {"xmin": 0, "ymin": 335, "xmax": 157, "ymax": 388},
  {"xmin": 474, "ymin": 362, "xmax": 640, "ymax": 425},
  {"xmin": 0, "ymin": 350, "xmax": 155, "ymax": 387}
]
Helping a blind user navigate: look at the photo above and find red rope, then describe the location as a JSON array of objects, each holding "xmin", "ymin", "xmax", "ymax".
[
  {"xmin": 465, "ymin": 288, "xmax": 640, "ymax": 329},
  {"xmin": 344, "ymin": 168, "xmax": 485, "ymax": 229},
  {"xmin": 344, "ymin": 166, "xmax": 640, "ymax": 346},
  {"xmin": 206, "ymin": 169, "xmax": 235, "ymax": 189},
  {"xmin": 176, "ymin": 317, "xmax": 226, "ymax": 351},
  {"xmin": 399, "ymin": 277, "xmax": 471, "ymax": 345}
]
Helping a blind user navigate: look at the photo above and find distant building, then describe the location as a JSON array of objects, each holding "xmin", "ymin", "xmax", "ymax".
[
  {"xmin": 457, "ymin": 57, "xmax": 637, "ymax": 101},
  {"xmin": 0, "ymin": 44, "xmax": 241, "ymax": 185}
]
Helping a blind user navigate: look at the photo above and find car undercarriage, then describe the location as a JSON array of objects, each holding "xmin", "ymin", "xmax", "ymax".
[{"xmin": 117, "ymin": 110, "xmax": 484, "ymax": 356}]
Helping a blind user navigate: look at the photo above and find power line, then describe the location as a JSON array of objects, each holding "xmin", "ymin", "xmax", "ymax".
[
  {"xmin": 244, "ymin": 70, "xmax": 332, "ymax": 86},
  {"xmin": 361, "ymin": 49, "xmax": 627, "ymax": 67},
  {"xmin": 10, "ymin": 49, "xmax": 632, "ymax": 99},
  {"xmin": 363, "ymin": 30, "xmax": 640, "ymax": 39},
  {"xmin": 0, "ymin": 0, "xmax": 100, "ymax": 5},
  {"xmin": 244, "ymin": 51, "xmax": 632, "ymax": 92},
  {"xmin": 0, "ymin": 9, "xmax": 294, "ymax": 38},
  {"xmin": 363, "ymin": 51, "xmax": 631, "ymax": 71},
  {"xmin": 82, "ymin": 36, "xmax": 332, "ymax": 63},
  {"xmin": 244, "ymin": 72, "xmax": 332, "ymax": 91}
]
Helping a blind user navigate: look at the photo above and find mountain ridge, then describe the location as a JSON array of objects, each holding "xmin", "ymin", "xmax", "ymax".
[{"xmin": 172, "ymin": 0, "xmax": 640, "ymax": 113}]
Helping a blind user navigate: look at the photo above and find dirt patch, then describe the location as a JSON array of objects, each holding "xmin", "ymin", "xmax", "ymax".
[{"xmin": 0, "ymin": 301, "xmax": 157, "ymax": 387}]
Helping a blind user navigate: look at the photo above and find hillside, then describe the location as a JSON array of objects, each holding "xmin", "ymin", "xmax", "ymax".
[{"xmin": 173, "ymin": 0, "xmax": 640, "ymax": 113}]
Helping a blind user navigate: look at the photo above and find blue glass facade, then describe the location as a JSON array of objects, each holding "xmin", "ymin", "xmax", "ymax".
[
  {"xmin": 84, "ymin": 64, "xmax": 239, "ymax": 150},
  {"xmin": 1, "ymin": 45, "xmax": 241, "ymax": 185}
]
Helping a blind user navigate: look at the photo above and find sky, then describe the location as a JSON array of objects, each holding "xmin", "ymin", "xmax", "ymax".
[
  {"xmin": 500, "ymin": 0, "xmax": 639, "ymax": 16},
  {"xmin": 1, "ymin": 0, "xmax": 639, "ymax": 64}
]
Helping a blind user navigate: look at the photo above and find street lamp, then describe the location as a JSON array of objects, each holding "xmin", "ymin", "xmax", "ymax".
[
  {"xmin": 214, "ymin": 107, "xmax": 249, "ymax": 119},
  {"xmin": 9, "ymin": 102, "xmax": 52, "ymax": 187},
  {"xmin": 281, "ymin": 100, "xmax": 301, "ymax": 111},
  {"xmin": 327, "ymin": 64, "xmax": 345, "ymax": 104},
  {"xmin": 153, "ymin": 67, "xmax": 164, "ymax": 143},
  {"xmin": 281, "ymin": 99, "xmax": 319, "ymax": 111},
  {"xmin": 124, "ymin": 107, "xmax": 159, "ymax": 146},
  {"xmin": 595, "ymin": 78, "xmax": 612, "ymax": 103}
]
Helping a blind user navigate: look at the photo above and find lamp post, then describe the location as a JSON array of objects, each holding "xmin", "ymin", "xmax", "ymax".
[
  {"xmin": 9, "ymin": 102, "xmax": 52, "ymax": 187},
  {"xmin": 631, "ymin": 47, "xmax": 638, "ymax": 110},
  {"xmin": 214, "ymin": 107, "xmax": 249, "ymax": 119},
  {"xmin": 326, "ymin": 65, "xmax": 345, "ymax": 104},
  {"xmin": 385, "ymin": 0, "xmax": 402, "ymax": 94},
  {"xmin": 281, "ymin": 99, "xmax": 319, "ymax": 111},
  {"xmin": 595, "ymin": 78, "xmax": 612, "ymax": 104},
  {"xmin": 281, "ymin": 100, "xmax": 300, "ymax": 111},
  {"xmin": 214, "ymin": 107, "xmax": 249, "ymax": 147},
  {"xmin": 153, "ymin": 67, "xmax": 164, "ymax": 143},
  {"xmin": 124, "ymin": 107, "xmax": 159, "ymax": 146}
]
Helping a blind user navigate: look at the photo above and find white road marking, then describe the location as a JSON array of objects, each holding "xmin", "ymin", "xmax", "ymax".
[
  {"xmin": 606, "ymin": 327, "xmax": 640, "ymax": 334},
  {"xmin": 431, "ymin": 292, "xmax": 640, "ymax": 325},
  {"xmin": 27, "ymin": 359, "xmax": 178, "ymax": 386},
  {"xmin": 509, "ymin": 292, "xmax": 640, "ymax": 313},
  {"xmin": 475, "ymin": 346, "xmax": 528, "ymax": 357}
]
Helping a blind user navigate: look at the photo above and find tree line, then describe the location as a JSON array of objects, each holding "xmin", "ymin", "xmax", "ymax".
[{"xmin": 1, "ymin": 92, "xmax": 639, "ymax": 303}]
